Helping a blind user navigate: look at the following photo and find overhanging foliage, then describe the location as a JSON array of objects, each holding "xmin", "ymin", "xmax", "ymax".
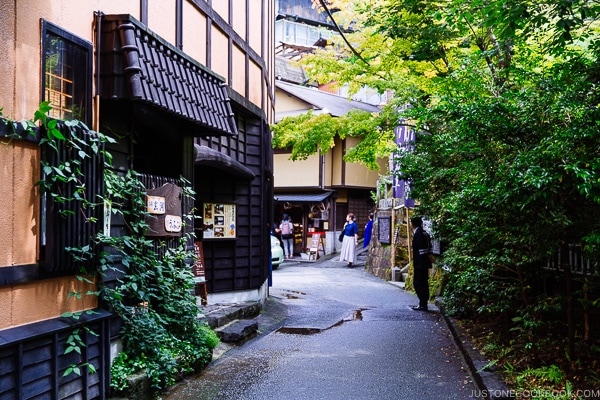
[{"xmin": 276, "ymin": 0, "xmax": 600, "ymax": 390}]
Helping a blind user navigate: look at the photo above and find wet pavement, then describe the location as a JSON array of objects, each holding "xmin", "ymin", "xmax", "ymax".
[{"xmin": 163, "ymin": 254, "xmax": 481, "ymax": 400}]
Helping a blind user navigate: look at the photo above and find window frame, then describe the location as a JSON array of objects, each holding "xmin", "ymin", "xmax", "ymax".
[
  {"xmin": 39, "ymin": 21, "xmax": 96, "ymax": 276},
  {"xmin": 0, "ymin": 22, "xmax": 95, "ymax": 286},
  {"xmin": 40, "ymin": 20, "xmax": 93, "ymax": 125}
]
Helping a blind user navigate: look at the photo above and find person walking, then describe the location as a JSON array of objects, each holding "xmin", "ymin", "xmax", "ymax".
[
  {"xmin": 279, "ymin": 214, "xmax": 294, "ymax": 259},
  {"xmin": 340, "ymin": 213, "xmax": 358, "ymax": 267},
  {"xmin": 363, "ymin": 213, "xmax": 373, "ymax": 248},
  {"xmin": 410, "ymin": 216, "xmax": 432, "ymax": 311}
]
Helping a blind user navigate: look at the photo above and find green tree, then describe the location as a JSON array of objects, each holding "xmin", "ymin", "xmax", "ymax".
[{"xmin": 275, "ymin": 0, "xmax": 600, "ymax": 390}]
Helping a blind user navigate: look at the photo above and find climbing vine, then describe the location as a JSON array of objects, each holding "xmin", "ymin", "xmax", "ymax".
[
  {"xmin": 100, "ymin": 169, "xmax": 219, "ymax": 392},
  {"xmin": 22, "ymin": 102, "xmax": 219, "ymax": 394}
]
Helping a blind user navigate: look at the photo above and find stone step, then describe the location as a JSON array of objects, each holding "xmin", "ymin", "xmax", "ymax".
[
  {"xmin": 214, "ymin": 319, "xmax": 259, "ymax": 343},
  {"xmin": 199, "ymin": 302, "xmax": 261, "ymax": 329}
]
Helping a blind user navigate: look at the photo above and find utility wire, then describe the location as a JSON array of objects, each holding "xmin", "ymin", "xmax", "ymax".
[{"xmin": 317, "ymin": 0, "xmax": 369, "ymax": 66}]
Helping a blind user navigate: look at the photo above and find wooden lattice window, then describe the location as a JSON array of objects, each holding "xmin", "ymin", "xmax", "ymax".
[
  {"xmin": 40, "ymin": 22, "xmax": 95, "ymax": 275},
  {"xmin": 41, "ymin": 20, "xmax": 92, "ymax": 123}
]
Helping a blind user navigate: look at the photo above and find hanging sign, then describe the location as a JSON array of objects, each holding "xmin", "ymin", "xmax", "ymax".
[{"xmin": 145, "ymin": 183, "xmax": 183, "ymax": 237}]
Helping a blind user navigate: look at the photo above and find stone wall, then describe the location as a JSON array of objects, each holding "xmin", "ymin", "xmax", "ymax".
[{"xmin": 365, "ymin": 206, "xmax": 411, "ymax": 281}]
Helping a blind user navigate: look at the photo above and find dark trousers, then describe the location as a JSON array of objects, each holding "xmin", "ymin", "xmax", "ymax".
[{"xmin": 413, "ymin": 266, "xmax": 430, "ymax": 307}]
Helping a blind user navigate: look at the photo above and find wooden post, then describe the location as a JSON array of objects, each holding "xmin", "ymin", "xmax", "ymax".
[
  {"xmin": 390, "ymin": 199, "xmax": 396, "ymax": 271},
  {"xmin": 193, "ymin": 241, "xmax": 208, "ymax": 305}
]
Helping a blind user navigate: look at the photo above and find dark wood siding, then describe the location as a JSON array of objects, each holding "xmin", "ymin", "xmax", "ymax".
[
  {"xmin": 195, "ymin": 115, "xmax": 273, "ymax": 293},
  {"xmin": 0, "ymin": 311, "xmax": 111, "ymax": 400}
]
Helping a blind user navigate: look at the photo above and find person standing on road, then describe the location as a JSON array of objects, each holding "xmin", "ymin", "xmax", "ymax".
[
  {"xmin": 279, "ymin": 214, "xmax": 294, "ymax": 259},
  {"xmin": 363, "ymin": 213, "xmax": 373, "ymax": 248},
  {"xmin": 340, "ymin": 213, "xmax": 359, "ymax": 267},
  {"xmin": 411, "ymin": 216, "xmax": 432, "ymax": 311}
]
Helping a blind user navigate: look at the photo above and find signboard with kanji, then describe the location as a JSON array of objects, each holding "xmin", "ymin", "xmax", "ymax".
[{"xmin": 144, "ymin": 183, "xmax": 182, "ymax": 237}]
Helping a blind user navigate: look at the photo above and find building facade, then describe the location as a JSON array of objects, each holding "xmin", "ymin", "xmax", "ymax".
[
  {"xmin": 273, "ymin": 0, "xmax": 386, "ymax": 255},
  {"xmin": 274, "ymin": 79, "xmax": 383, "ymax": 255},
  {"xmin": 0, "ymin": 1, "xmax": 274, "ymax": 398}
]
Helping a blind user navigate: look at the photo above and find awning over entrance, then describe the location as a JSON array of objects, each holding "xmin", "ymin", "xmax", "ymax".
[
  {"xmin": 194, "ymin": 144, "xmax": 255, "ymax": 180},
  {"xmin": 98, "ymin": 14, "xmax": 238, "ymax": 136},
  {"xmin": 274, "ymin": 192, "xmax": 333, "ymax": 203}
]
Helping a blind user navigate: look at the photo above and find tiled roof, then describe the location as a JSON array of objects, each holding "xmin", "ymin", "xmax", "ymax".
[
  {"xmin": 99, "ymin": 14, "xmax": 237, "ymax": 136},
  {"xmin": 275, "ymin": 80, "xmax": 380, "ymax": 120},
  {"xmin": 194, "ymin": 144, "xmax": 255, "ymax": 180},
  {"xmin": 275, "ymin": 56, "xmax": 307, "ymax": 84}
]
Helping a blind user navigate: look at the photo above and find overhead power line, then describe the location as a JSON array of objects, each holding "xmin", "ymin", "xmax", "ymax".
[{"xmin": 316, "ymin": 0, "xmax": 369, "ymax": 66}]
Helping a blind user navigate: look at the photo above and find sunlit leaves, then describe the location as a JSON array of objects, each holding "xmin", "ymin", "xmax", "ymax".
[{"xmin": 272, "ymin": 108, "xmax": 391, "ymax": 170}]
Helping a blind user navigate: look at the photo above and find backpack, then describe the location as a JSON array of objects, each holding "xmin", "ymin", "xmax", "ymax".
[{"xmin": 280, "ymin": 221, "xmax": 292, "ymax": 236}]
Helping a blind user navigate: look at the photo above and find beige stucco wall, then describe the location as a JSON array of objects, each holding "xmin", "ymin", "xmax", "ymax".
[
  {"xmin": 148, "ymin": 2, "xmax": 177, "ymax": 44},
  {"xmin": 249, "ymin": 60, "xmax": 265, "ymax": 107},
  {"xmin": 343, "ymin": 137, "xmax": 386, "ymax": 186},
  {"xmin": 0, "ymin": 143, "xmax": 15, "ymax": 266},
  {"xmin": 213, "ymin": 0, "xmax": 229, "ymax": 23},
  {"xmin": 232, "ymin": 44, "xmax": 247, "ymax": 96},
  {"xmin": 210, "ymin": 26, "xmax": 231, "ymax": 83},
  {"xmin": 331, "ymin": 138, "xmax": 344, "ymax": 185},
  {"xmin": 0, "ymin": 2, "xmax": 15, "ymax": 118},
  {"xmin": 183, "ymin": 2, "xmax": 208, "ymax": 65},
  {"xmin": 274, "ymin": 152, "xmax": 321, "ymax": 187},
  {"xmin": 273, "ymin": 130, "xmax": 384, "ymax": 190},
  {"xmin": 0, "ymin": 276, "xmax": 97, "ymax": 330},
  {"xmin": 248, "ymin": 0, "xmax": 264, "ymax": 52},
  {"xmin": 275, "ymin": 88, "xmax": 312, "ymax": 112},
  {"xmin": 0, "ymin": 4, "xmax": 41, "ymax": 330},
  {"xmin": 11, "ymin": 143, "xmax": 40, "ymax": 265},
  {"xmin": 232, "ymin": 2, "xmax": 246, "ymax": 40}
]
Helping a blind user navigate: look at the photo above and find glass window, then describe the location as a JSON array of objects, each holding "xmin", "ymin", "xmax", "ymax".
[{"xmin": 42, "ymin": 20, "xmax": 92, "ymax": 124}]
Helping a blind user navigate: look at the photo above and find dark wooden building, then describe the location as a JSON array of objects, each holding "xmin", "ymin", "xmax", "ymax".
[{"xmin": 0, "ymin": 2, "xmax": 275, "ymax": 398}]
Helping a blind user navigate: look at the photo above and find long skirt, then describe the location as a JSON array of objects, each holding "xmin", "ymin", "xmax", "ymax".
[{"xmin": 339, "ymin": 235, "xmax": 356, "ymax": 264}]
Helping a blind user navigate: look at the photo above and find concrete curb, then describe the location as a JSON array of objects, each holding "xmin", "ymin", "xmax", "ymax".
[
  {"xmin": 204, "ymin": 284, "xmax": 512, "ymax": 400},
  {"xmin": 435, "ymin": 298, "xmax": 512, "ymax": 400}
]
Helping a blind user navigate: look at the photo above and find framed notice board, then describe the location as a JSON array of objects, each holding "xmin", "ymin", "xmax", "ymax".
[
  {"xmin": 378, "ymin": 216, "xmax": 391, "ymax": 244},
  {"xmin": 202, "ymin": 203, "xmax": 236, "ymax": 239}
]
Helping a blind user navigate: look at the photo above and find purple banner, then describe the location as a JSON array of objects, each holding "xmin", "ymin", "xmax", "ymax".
[{"xmin": 392, "ymin": 123, "xmax": 415, "ymax": 207}]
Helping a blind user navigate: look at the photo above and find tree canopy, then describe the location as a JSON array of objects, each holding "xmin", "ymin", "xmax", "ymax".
[{"xmin": 273, "ymin": 0, "xmax": 600, "ymax": 391}]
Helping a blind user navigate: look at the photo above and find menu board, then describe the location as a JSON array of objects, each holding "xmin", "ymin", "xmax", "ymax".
[
  {"xmin": 378, "ymin": 216, "xmax": 391, "ymax": 244},
  {"xmin": 202, "ymin": 203, "xmax": 236, "ymax": 239}
]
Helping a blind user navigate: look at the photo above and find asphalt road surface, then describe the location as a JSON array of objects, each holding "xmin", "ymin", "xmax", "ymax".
[{"xmin": 164, "ymin": 256, "xmax": 479, "ymax": 400}]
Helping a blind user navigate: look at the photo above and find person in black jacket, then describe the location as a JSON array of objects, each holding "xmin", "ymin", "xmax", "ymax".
[{"xmin": 411, "ymin": 216, "xmax": 432, "ymax": 311}]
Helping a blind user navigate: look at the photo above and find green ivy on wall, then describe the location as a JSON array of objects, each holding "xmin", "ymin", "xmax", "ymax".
[{"xmin": 18, "ymin": 101, "xmax": 219, "ymax": 395}]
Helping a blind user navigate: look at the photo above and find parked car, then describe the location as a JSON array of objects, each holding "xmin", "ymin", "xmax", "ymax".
[{"xmin": 271, "ymin": 234, "xmax": 284, "ymax": 269}]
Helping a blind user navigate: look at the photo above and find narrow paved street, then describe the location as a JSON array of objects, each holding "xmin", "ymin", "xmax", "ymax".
[{"xmin": 165, "ymin": 256, "xmax": 478, "ymax": 400}]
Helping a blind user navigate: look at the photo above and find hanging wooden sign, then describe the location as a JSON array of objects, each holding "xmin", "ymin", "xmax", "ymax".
[{"xmin": 145, "ymin": 183, "xmax": 183, "ymax": 237}]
